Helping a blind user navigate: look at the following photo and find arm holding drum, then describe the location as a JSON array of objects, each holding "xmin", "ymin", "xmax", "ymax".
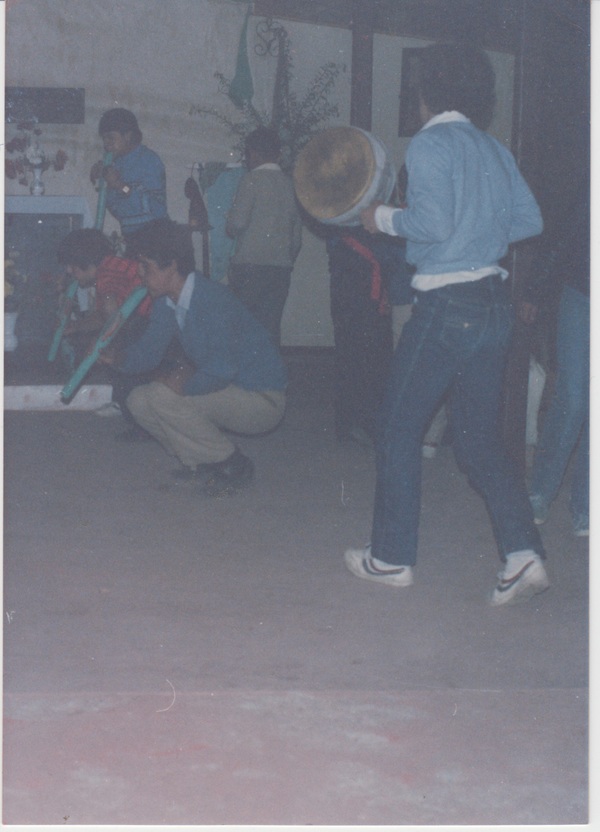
[{"xmin": 60, "ymin": 285, "xmax": 148, "ymax": 403}]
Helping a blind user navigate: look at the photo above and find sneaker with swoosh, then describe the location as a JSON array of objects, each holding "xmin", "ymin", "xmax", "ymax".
[
  {"xmin": 344, "ymin": 547, "xmax": 413, "ymax": 587},
  {"xmin": 490, "ymin": 551, "xmax": 549, "ymax": 606}
]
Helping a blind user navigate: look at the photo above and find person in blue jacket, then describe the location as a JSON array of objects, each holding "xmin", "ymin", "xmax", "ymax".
[
  {"xmin": 90, "ymin": 108, "xmax": 168, "ymax": 243},
  {"xmin": 103, "ymin": 219, "xmax": 287, "ymax": 497},
  {"xmin": 345, "ymin": 43, "xmax": 548, "ymax": 606},
  {"xmin": 528, "ymin": 187, "xmax": 590, "ymax": 537}
]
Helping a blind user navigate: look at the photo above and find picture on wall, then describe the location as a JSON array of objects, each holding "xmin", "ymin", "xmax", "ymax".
[{"xmin": 5, "ymin": 87, "xmax": 85, "ymax": 124}]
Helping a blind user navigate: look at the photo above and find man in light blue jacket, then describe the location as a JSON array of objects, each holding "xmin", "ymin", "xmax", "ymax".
[{"xmin": 345, "ymin": 43, "xmax": 548, "ymax": 605}]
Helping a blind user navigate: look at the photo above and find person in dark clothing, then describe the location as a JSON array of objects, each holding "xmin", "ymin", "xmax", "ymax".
[{"xmin": 326, "ymin": 228, "xmax": 411, "ymax": 444}]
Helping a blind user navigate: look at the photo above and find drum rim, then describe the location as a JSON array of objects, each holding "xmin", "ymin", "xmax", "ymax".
[{"xmin": 293, "ymin": 126, "xmax": 378, "ymax": 220}]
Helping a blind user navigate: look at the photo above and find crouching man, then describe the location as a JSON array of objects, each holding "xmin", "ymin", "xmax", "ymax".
[{"xmin": 102, "ymin": 218, "xmax": 287, "ymax": 496}]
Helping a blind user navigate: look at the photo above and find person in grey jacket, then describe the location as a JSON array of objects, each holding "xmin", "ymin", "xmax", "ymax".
[
  {"xmin": 345, "ymin": 43, "xmax": 548, "ymax": 606},
  {"xmin": 226, "ymin": 127, "xmax": 302, "ymax": 347}
]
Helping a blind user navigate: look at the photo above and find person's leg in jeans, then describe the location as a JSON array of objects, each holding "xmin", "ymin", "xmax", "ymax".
[
  {"xmin": 393, "ymin": 302, "xmax": 447, "ymax": 459},
  {"xmin": 445, "ymin": 283, "xmax": 547, "ymax": 605},
  {"xmin": 448, "ymin": 299, "xmax": 544, "ymax": 561},
  {"xmin": 346, "ymin": 278, "xmax": 547, "ymax": 602},
  {"xmin": 422, "ymin": 402, "xmax": 448, "ymax": 457},
  {"xmin": 370, "ymin": 291, "xmax": 463, "ymax": 567},
  {"xmin": 570, "ymin": 416, "xmax": 589, "ymax": 533},
  {"xmin": 529, "ymin": 285, "xmax": 590, "ymax": 525},
  {"xmin": 391, "ymin": 303, "xmax": 413, "ymax": 348}
]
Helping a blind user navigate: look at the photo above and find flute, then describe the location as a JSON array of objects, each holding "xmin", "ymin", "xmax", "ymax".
[{"xmin": 48, "ymin": 151, "xmax": 114, "ymax": 362}]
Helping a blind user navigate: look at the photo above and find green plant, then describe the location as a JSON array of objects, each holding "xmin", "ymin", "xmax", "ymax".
[{"xmin": 189, "ymin": 20, "xmax": 345, "ymax": 173}]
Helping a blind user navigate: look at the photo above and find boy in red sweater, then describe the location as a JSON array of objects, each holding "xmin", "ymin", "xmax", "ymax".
[{"xmin": 56, "ymin": 228, "xmax": 155, "ymax": 437}]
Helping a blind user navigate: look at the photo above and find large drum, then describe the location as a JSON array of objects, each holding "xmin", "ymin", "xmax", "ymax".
[{"xmin": 293, "ymin": 126, "xmax": 396, "ymax": 226}]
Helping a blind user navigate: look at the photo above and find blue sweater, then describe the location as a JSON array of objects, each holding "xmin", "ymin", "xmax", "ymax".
[
  {"xmin": 107, "ymin": 144, "xmax": 168, "ymax": 236},
  {"xmin": 119, "ymin": 273, "xmax": 287, "ymax": 395},
  {"xmin": 391, "ymin": 117, "xmax": 543, "ymax": 275}
]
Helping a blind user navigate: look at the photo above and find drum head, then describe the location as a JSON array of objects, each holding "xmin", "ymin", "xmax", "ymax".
[{"xmin": 293, "ymin": 127, "xmax": 376, "ymax": 220}]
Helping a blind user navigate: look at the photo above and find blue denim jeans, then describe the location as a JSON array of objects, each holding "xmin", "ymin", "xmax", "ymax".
[
  {"xmin": 529, "ymin": 285, "xmax": 590, "ymax": 521},
  {"xmin": 371, "ymin": 275, "xmax": 544, "ymax": 567}
]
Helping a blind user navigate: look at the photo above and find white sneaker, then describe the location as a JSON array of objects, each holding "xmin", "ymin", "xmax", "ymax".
[
  {"xmin": 94, "ymin": 402, "xmax": 122, "ymax": 417},
  {"xmin": 490, "ymin": 550, "xmax": 549, "ymax": 606},
  {"xmin": 344, "ymin": 546, "xmax": 413, "ymax": 587}
]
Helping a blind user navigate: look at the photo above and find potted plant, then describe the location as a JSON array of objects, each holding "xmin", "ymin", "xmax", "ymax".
[
  {"xmin": 190, "ymin": 19, "xmax": 344, "ymax": 173},
  {"xmin": 5, "ymin": 122, "xmax": 68, "ymax": 195}
]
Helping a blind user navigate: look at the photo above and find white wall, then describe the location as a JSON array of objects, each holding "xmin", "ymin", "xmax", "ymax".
[
  {"xmin": 5, "ymin": 1, "xmax": 514, "ymax": 347},
  {"xmin": 373, "ymin": 34, "xmax": 515, "ymax": 167},
  {"xmin": 5, "ymin": 1, "xmax": 260, "ymax": 224}
]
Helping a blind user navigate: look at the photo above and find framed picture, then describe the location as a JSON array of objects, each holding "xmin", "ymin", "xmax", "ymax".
[
  {"xmin": 5, "ymin": 87, "xmax": 85, "ymax": 124},
  {"xmin": 398, "ymin": 48, "xmax": 424, "ymax": 137}
]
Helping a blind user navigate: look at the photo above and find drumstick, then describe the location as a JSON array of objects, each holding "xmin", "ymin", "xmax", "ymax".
[{"xmin": 60, "ymin": 286, "xmax": 148, "ymax": 402}]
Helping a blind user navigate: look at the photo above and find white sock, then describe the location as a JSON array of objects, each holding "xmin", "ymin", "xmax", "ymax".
[
  {"xmin": 365, "ymin": 546, "xmax": 409, "ymax": 572},
  {"xmin": 505, "ymin": 549, "xmax": 539, "ymax": 572},
  {"xmin": 371, "ymin": 555, "xmax": 407, "ymax": 571}
]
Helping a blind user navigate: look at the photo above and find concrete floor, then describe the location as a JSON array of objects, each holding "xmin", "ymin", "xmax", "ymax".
[{"xmin": 3, "ymin": 352, "xmax": 588, "ymax": 826}]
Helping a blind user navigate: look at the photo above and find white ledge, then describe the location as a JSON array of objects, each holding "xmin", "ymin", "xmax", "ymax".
[
  {"xmin": 5, "ymin": 195, "xmax": 94, "ymax": 227},
  {"xmin": 3, "ymin": 384, "xmax": 112, "ymax": 411}
]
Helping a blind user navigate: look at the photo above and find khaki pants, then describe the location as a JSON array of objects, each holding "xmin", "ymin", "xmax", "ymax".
[{"xmin": 127, "ymin": 382, "xmax": 286, "ymax": 466}]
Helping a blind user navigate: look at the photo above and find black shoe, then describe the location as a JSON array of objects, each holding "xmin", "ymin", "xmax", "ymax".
[{"xmin": 197, "ymin": 449, "xmax": 254, "ymax": 497}]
